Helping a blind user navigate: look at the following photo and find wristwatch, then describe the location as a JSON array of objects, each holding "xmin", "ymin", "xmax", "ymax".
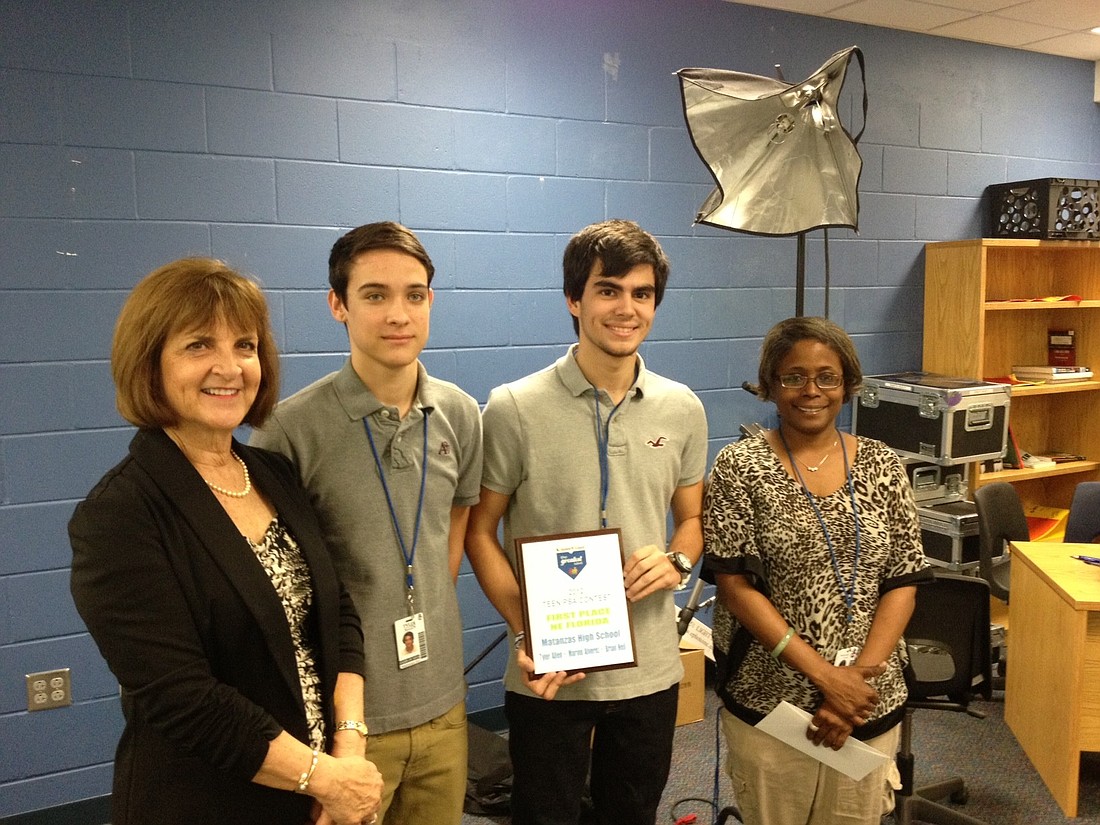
[
  {"xmin": 666, "ymin": 551, "xmax": 693, "ymax": 590},
  {"xmin": 335, "ymin": 720, "xmax": 368, "ymax": 738}
]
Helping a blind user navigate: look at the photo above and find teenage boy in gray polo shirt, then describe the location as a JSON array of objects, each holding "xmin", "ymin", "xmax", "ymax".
[
  {"xmin": 466, "ymin": 219, "xmax": 708, "ymax": 825},
  {"xmin": 251, "ymin": 222, "xmax": 482, "ymax": 825}
]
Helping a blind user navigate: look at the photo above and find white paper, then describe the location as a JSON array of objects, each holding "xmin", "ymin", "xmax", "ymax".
[
  {"xmin": 755, "ymin": 701, "xmax": 891, "ymax": 781},
  {"xmin": 681, "ymin": 617, "xmax": 715, "ymax": 661},
  {"xmin": 518, "ymin": 530, "xmax": 635, "ymax": 674}
]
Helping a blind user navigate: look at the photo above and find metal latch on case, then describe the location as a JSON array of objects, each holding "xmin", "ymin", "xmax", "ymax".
[
  {"xmin": 964, "ymin": 404, "xmax": 993, "ymax": 431},
  {"xmin": 918, "ymin": 393, "xmax": 943, "ymax": 419},
  {"xmin": 859, "ymin": 385, "xmax": 879, "ymax": 408}
]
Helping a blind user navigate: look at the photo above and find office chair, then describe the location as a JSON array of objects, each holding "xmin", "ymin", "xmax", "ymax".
[
  {"xmin": 973, "ymin": 482, "xmax": 1027, "ymax": 604},
  {"xmin": 1065, "ymin": 481, "xmax": 1100, "ymax": 544},
  {"xmin": 973, "ymin": 482, "xmax": 1026, "ymax": 686},
  {"xmin": 894, "ymin": 572, "xmax": 993, "ymax": 825}
]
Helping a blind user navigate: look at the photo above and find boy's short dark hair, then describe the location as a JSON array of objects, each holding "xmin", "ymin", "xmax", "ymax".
[
  {"xmin": 329, "ymin": 222, "xmax": 434, "ymax": 302},
  {"xmin": 562, "ymin": 220, "xmax": 670, "ymax": 335}
]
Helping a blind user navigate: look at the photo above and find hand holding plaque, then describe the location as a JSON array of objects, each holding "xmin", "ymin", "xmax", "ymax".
[{"xmin": 514, "ymin": 528, "xmax": 638, "ymax": 677}]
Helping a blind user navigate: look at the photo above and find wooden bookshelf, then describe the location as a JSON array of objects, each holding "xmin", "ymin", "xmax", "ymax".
[{"xmin": 923, "ymin": 238, "xmax": 1100, "ymax": 509}]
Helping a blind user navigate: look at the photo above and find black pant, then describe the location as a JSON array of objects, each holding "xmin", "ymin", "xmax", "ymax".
[{"xmin": 504, "ymin": 684, "xmax": 679, "ymax": 825}]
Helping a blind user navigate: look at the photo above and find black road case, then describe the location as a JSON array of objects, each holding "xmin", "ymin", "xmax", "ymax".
[
  {"xmin": 918, "ymin": 500, "xmax": 981, "ymax": 572},
  {"xmin": 853, "ymin": 372, "xmax": 1010, "ymax": 465},
  {"xmin": 902, "ymin": 457, "xmax": 968, "ymax": 504}
]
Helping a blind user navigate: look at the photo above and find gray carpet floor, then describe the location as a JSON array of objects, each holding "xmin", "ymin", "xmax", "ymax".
[{"xmin": 463, "ymin": 687, "xmax": 1100, "ymax": 825}]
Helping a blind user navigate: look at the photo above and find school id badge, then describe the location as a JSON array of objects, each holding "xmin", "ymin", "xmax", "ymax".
[
  {"xmin": 395, "ymin": 612, "xmax": 428, "ymax": 670},
  {"xmin": 834, "ymin": 646, "xmax": 860, "ymax": 667}
]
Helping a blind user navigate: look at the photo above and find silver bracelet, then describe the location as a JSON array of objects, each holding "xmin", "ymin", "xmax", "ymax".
[
  {"xmin": 296, "ymin": 747, "xmax": 321, "ymax": 794},
  {"xmin": 513, "ymin": 631, "xmax": 526, "ymax": 651}
]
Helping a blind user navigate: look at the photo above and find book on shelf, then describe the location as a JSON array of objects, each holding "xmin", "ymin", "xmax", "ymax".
[
  {"xmin": 1011, "ymin": 365, "xmax": 1093, "ymax": 381},
  {"xmin": 1003, "ymin": 426, "xmax": 1024, "ymax": 469},
  {"xmin": 1048, "ymin": 328, "xmax": 1076, "ymax": 366},
  {"xmin": 1045, "ymin": 451, "xmax": 1087, "ymax": 464},
  {"xmin": 1024, "ymin": 503, "xmax": 1070, "ymax": 542}
]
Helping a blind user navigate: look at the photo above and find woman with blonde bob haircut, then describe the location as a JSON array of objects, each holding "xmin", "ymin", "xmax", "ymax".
[{"xmin": 70, "ymin": 257, "xmax": 383, "ymax": 825}]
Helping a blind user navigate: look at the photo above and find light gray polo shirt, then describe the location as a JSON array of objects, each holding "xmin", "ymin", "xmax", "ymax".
[
  {"xmin": 251, "ymin": 360, "xmax": 482, "ymax": 733},
  {"xmin": 481, "ymin": 345, "xmax": 708, "ymax": 701}
]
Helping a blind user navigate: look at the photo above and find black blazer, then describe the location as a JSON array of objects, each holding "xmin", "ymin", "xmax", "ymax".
[{"xmin": 69, "ymin": 429, "xmax": 365, "ymax": 825}]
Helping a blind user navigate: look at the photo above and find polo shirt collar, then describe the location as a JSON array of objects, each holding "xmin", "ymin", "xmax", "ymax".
[
  {"xmin": 557, "ymin": 343, "xmax": 647, "ymax": 400},
  {"xmin": 333, "ymin": 359, "xmax": 435, "ymax": 420}
]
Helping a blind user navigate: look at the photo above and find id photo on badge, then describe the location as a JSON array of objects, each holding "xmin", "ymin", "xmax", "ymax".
[{"xmin": 395, "ymin": 612, "xmax": 427, "ymax": 669}]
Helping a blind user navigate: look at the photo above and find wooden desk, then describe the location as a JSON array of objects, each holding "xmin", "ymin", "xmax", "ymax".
[{"xmin": 1005, "ymin": 542, "xmax": 1100, "ymax": 817}]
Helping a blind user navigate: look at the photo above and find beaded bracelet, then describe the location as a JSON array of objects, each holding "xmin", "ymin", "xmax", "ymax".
[
  {"xmin": 770, "ymin": 626, "xmax": 796, "ymax": 659},
  {"xmin": 296, "ymin": 747, "xmax": 321, "ymax": 794}
]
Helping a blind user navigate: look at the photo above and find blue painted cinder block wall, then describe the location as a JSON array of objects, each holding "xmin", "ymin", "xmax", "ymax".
[{"xmin": 2, "ymin": 0, "xmax": 1098, "ymax": 816}]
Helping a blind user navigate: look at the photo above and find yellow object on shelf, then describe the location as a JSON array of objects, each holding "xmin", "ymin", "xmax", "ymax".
[{"xmin": 1023, "ymin": 503, "xmax": 1070, "ymax": 542}]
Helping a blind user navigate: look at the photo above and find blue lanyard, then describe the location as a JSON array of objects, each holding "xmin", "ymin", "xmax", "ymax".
[
  {"xmin": 780, "ymin": 428, "xmax": 862, "ymax": 624},
  {"xmin": 593, "ymin": 391, "xmax": 626, "ymax": 528},
  {"xmin": 364, "ymin": 409, "xmax": 430, "ymax": 614}
]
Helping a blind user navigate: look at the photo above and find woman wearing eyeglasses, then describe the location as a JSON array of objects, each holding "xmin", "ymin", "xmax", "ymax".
[{"xmin": 703, "ymin": 316, "xmax": 930, "ymax": 825}]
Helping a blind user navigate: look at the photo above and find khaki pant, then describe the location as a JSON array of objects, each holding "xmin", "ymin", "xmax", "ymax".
[
  {"xmin": 721, "ymin": 708, "xmax": 902, "ymax": 825},
  {"xmin": 369, "ymin": 700, "xmax": 467, "ymax": 825}
]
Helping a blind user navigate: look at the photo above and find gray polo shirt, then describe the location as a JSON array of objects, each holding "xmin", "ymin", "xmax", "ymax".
[
  {"xmin": 251, "ymin": 360, "xmax": 482, "ymax": 733},
  {"xmin": 481, "ymin": 345, "xmax": 708, "ymax": 701}
]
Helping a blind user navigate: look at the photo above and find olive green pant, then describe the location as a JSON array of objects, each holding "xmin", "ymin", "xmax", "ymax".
[{"xmin": 369, "ymin": 700, "xmax": 467, "ymax": 825}]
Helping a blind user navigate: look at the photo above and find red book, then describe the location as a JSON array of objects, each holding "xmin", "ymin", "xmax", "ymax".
[
  {"xmin": 1003, "ymin": 426, "xmax": 1024, "ymax": 469},
  {"xmin": 1049, "ymin": 328, "xmax": 1076, "ymax": 366}
]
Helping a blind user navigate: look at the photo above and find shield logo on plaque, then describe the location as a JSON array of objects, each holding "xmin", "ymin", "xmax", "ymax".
[{"xmin": 557, "ymin": 550, "xmax": 586, "ymax": 579}]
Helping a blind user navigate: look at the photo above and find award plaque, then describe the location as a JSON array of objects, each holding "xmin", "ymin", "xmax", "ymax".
[{"xmin": 514, "ymin": 528, "xmax": 637, "ymax": 676}]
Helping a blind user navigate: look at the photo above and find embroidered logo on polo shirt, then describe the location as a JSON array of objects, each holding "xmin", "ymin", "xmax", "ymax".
[
  {"xmin": 438, "ymin": 440, "xmax": 451, "ymax": 456},
  {"xmin": 646, "ymin": 436, "xmax": 668, "ymax": 448}
]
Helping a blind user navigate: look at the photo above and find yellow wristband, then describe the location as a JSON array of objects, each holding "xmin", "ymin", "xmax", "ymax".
[{"xmin": 770, "ymin": 626, "xmax": 795, "ymax": 659}]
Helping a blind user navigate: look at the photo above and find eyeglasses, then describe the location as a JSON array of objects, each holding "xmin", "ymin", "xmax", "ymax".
[{"xmin": 777, "ymin": 372, "xmax": 844, "ymax": 390}]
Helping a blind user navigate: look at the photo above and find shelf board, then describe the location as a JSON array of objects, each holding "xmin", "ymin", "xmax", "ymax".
[
  {"xmin": 978, "ymin": 460, "xmax": 1100, "ymax": 485},
  {"xmin": 928, "ymin": 238, "xmax": 1100, "ymax": 250},
  {"xmin": 985, "ymin": 299, "xmax": 1100, "ymax": 310},
  {"xmin": 1008, "ymin": 380, "xmax": 1100, "ymax": 397}
]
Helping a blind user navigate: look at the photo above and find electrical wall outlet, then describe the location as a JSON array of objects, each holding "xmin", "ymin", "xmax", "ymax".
[{"xmin": 26, "ymin": 668, "xmax": 72, "ymax": 711}]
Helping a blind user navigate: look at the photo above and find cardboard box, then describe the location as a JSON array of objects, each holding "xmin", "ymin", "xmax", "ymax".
[{"xmin": 675, "ymin": 647, "xmax": 706, "ymax": 726}]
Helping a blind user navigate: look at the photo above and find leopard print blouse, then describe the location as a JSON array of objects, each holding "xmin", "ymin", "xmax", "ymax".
[
  {"xmin": 248, "ymin": 518, "xmax": 325, "ymax": 750},
  {"xmin": 703, "ymin": 433, "xmax": 930, "ymax": 739}
]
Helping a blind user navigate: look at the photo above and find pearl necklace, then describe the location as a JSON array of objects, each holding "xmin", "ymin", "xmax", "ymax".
[
  {"xmin": 792, "ymin": 439, "xmax": 838, "ymax": 473},
  {"xmin": 204, "ymin": 451, "xmax": 252, "ymax": 498}
]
